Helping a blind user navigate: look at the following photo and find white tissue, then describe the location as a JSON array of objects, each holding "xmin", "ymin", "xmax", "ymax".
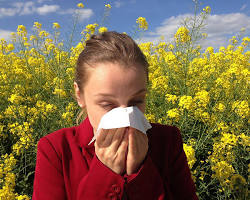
[{"xmin": 88, "ymin": 106, "xmax": 152, "ymax": 145}]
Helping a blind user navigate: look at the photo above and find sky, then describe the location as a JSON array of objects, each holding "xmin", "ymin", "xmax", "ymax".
[{"xmin": 0, "ymin": 0, "xmax": 249, "ymax": 50}]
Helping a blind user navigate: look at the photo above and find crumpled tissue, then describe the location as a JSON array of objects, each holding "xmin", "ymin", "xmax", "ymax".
[{"xmin": 88, "ymin": 106, "xmax": 152, "ymax": 145}]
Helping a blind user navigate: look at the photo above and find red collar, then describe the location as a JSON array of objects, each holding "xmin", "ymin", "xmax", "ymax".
[{"xmin": 74, "ymin": 116, "xmax": 95, "ymax": 150}]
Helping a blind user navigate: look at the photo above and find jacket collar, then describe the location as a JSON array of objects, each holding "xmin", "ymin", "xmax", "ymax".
[{"xmin": 75, "ymin": 116, "xmax": 95, "ymax": 149}]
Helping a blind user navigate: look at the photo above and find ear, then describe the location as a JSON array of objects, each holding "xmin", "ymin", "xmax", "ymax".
[{"xmin": 74, "ymin": 81, "xmax": 85, "ymax": 108}]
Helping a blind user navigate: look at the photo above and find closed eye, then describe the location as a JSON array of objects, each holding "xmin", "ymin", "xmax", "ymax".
[{"xmin": 101, "ymin": 100, "xmax": 144, "ymax": 109}]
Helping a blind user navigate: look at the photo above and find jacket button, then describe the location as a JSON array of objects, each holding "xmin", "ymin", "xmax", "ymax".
[
  {"xmin": 111, "ymin": 184, "xmax": 121, "ymax": 193},
  {"xmin": 108, "ymin": 192, "xmax": 117, "ymax": 200}
]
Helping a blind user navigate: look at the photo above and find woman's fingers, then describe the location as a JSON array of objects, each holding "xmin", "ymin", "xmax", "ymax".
[
  {"xmin": 95, "ymin": 128, "xmax": 108, "ymax": 146},
  {"xmin": 111, "ymin": 127, "xmax": 127, "ymax": 151},
  {"xmin": 96, "ymin": 128, "xmax": 116, "ymax": 147},
  {"xmin": 94, "ymin": 127, "xmax": 129, "ymax": 175},
  {"xmin": 117, "ymin": 129, "xmax": 129, "ymax": 156},
  {"xmin": 104, "ymin": 128, "xmax": 118, "ymax": 147}
]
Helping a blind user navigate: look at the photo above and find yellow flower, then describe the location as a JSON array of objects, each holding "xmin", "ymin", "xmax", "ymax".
[
  {"xmin": 214, "ymin": 103, "xmax": 226, "ymax": 112},
  {"xmin": 174, "ymin": 27, "xmax": 191, "ymax": 43},
  {"xmin": 203, "ymin": 6, "xmax": 211, "ymax": 14},
  {"xmin": 8, "ymin": 94, "xmax": 23, "ymax": 104},
  {"xmin": 83, "ymin": 23, "xmax": 99, "ymax": 35},
  {"xmin": 53, "ymin": 22, "xmax": 60, "ymax": 29},
  {"xmin": 29, "ymin": 35, "xmax": 37, "ymax": 41},
  {"xmin": 211, "ymin": 161, "xmax": 235, "ymax": 185},
  {"xmin": 237, "ymin": 133, "xmax": 250, "ymax": 147},
  {"xmin": 202, "ymin": 33, "xmax": 208, "ymax": 38},
  {"xmin": 105, "ymin": 4, "xmax": 111, "ymax": 9},
  {"xmin": 205, "ymin": 46, "xmax": 214, "ymax": 54},
  {"xmin": 7, "ymin": 44, "xmax": 14, "ymax": 52},
  {"xmin": 98, "ymin": 27, "xmax": 108, "ymax": 34},
  {"xmin": 39, "ymin": 30, "xmax": 49, "ymax": 38},
  {"xmin": 151, "ymin": 75, "xmax": 168, "ymax": 91},
  {"xmin": 179, "ymin": 95, "xmax": 193, "ymax": 110},
  {"xmin": 17, "ymin": 25, "xmax": 26, "ymax": 33},
  {"xmin": 165, "ymin": 94, "xmax": 178, "ymax": 104},
  {"xmin": 17, "ymin": 25, "xmax": 27, "ymax": 36},
  {"xmin": 136, "ymin": 17, "xmax": 148, "ymax": 30},
  {"xmin": 45, "ymin": 104, "xmax": 57, "ymax": 113},
  {"xmin": 145, "ymin": 114, "xmax": 156, "ymax": 123},
  {"xmin": 194, "ymin": 90, "xmax": 210, "ymax": 108},
  {"xmin": 166, "ymin": 44, "xmax": 174, "ymax": 51},
  {"xmin": 10, "ymin": 32, "xmax": 16, "ymax": 40},
  {"xmin": 16, "ymin": 195, "xmax": 30, "ymax": 200},
  {"xmin": 53, "ymin": 88, "xmax": 67, "ymax": 97},
  {"xmin": 241, "ymin": 37, "xmax": 250, "ymax": 46},
  {"xmin": 167, "ymin": 108, "xmax": 180, "ymax": 121},
  {"xmin": 62, "ymin": 112, "xmax": 74, "ymax": 120},
  {"xmin": 33, "ymin": 22, "xmax": 42, "ymax": 29},
  {"xmin": 77, "ymin": 3, "xmax": 84, "ymax": 8},
  {"xmin": 232, "ymin": 100, "xmax": 249, "ymax": 119},
  {"xmin": 24, "ymin": 42, "xmax": 31, "ymax": 47},
  {"xmin": 183, "ymin": 143, "xmax": 196, "ymax": 169},
  {"xmin": 221, "ymin": 133, "xmax": 237, "ymax": 146}
]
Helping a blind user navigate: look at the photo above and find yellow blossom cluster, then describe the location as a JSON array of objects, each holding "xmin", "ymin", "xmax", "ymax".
[
  {"xmin": 77, "ymin": 3, "xmax": 84, "ymax": 8},
  {"xmin": 136, "ymin": 17, "xmax": 148, "ymax": 30},
  {"xmin": 98, "ymin": 27, "xmax": 108, "ymax": 34},
  {"xmin": 140, "ymin": 13, "xmax": 249, "ymax": 197},
  {"xmin": 174, "ymin": 26, "xmax": 191, "ymax": 43},
  {"xmin": 183, "ymin": 143, "xmax": 196, "ymax": 169},
  {"xmin": 81, "ymin": 23, "xmax": 99, "ymax": 40},
  {"xmin": 0, "ymin": 21, "xmax": 81, "ymax": 198},
  {"xmin": 105, "ymin": 4, "xmax": 111, "ymax": 9},
  {"xmin": 53, "ymin": 22, "xmax": 60, "ymax": 29}
]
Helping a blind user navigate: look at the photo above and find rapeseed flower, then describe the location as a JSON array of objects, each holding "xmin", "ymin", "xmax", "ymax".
[
  {"xmin": 77, "ymin": 3, "xmax": 84, "ymax": 8},
  {"xmin": 98, "ymin": 27, "xmax": 108, "ymax": 34},
  {"xmin": 211, "ymin": 161, "xmax": 235, "ymax": 185},
  {"xmin": 174, "ymin": 27, "xmax": 191, "ymax": 43},
  {"xmin": 53, "ymin": 22, "xmax": 60, "ymax": 29},
  {"xmin": 179, "ymin": 95, "xmax": 193, "ymax": 110},
  {"xmin": 33, "ymin": 22, "xmax": 42, "ymax": 29},
  {"xmin": 136, "ymin": 17, "xmax": 148, "ymax": 30},
  {"xmin": 203, "ymin": 6, "xmax": 211, "ymax": 14},
  {"xmin": 183, "ymin": 143, "xmax": 196, "ymax": 169},
  {"xmin": 105, "ymin": 4, "xmax": 111, "ymax": 9}
]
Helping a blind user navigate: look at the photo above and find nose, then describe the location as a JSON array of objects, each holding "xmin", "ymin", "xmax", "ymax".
[{"xmin": 120, "ymin": 105, "xmax": 129, "ymax": 108}]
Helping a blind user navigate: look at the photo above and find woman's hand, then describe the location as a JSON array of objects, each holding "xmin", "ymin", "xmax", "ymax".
[
  {"xmin": 126, "ymin": 127, "xmax": 149, "ymax": 175},
  {"xmin": 94, "ymin": 127, "xmax": 129, "ymax": 175}
]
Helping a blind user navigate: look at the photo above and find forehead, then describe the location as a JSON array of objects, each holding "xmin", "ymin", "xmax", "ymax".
[{"xmin": 85, "ymin": 62, "xmax": 147, "ymax": 95}]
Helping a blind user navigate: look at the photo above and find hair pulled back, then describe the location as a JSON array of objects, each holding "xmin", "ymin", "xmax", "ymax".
[{"xmin": 74, "ymin": 31, "xmax": 149, "ymax": 123}]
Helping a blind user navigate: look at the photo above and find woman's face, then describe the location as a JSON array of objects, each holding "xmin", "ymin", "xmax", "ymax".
[{"xmin": 74, "ymin": 62, "xmax": 147, "ymax": 135}]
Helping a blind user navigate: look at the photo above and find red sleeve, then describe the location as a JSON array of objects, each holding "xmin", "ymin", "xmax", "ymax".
[
  {"xmin": 32, "ymin": 137, "xmax": 126, "ymax": 200},
  {"xmin": 123, "ymin": 154, "xmax": 165, "ymax": 200},
  {"xmin": 32, "ymin": 137, "xmax": 67, "ymax": 200},
  {"xmin": 122, "ymin": 126, "xmax": 199, "ymax": 200},
  {"xmin": 76, "ymin": 154, "xmax": 125, "ymax": 199}
]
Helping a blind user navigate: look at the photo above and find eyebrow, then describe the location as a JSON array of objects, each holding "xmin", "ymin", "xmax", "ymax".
[{"xmin": 95, "ymin": 88, "xmax": 147, "ymax": 98}]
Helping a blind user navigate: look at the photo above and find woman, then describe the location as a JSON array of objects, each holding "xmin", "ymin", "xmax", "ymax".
[{"xmin": 32, "ymin": 31, "xmax": 198, "ymax": 199}]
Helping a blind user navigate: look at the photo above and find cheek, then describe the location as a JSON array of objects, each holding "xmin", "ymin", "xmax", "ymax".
[{"xmin": 86, "ymin": 108, "xmax": 101, "ymax": 134}]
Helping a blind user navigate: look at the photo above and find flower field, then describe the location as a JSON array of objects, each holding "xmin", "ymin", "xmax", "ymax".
[{"xmin": 0, "ymin": 2, "xmax": 249, "ymax": 200}]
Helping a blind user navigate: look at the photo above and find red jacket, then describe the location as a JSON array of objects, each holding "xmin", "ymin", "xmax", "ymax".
[{"xmin": 32, "ymin": 116, "xmax": 198, "ymax": 200}]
